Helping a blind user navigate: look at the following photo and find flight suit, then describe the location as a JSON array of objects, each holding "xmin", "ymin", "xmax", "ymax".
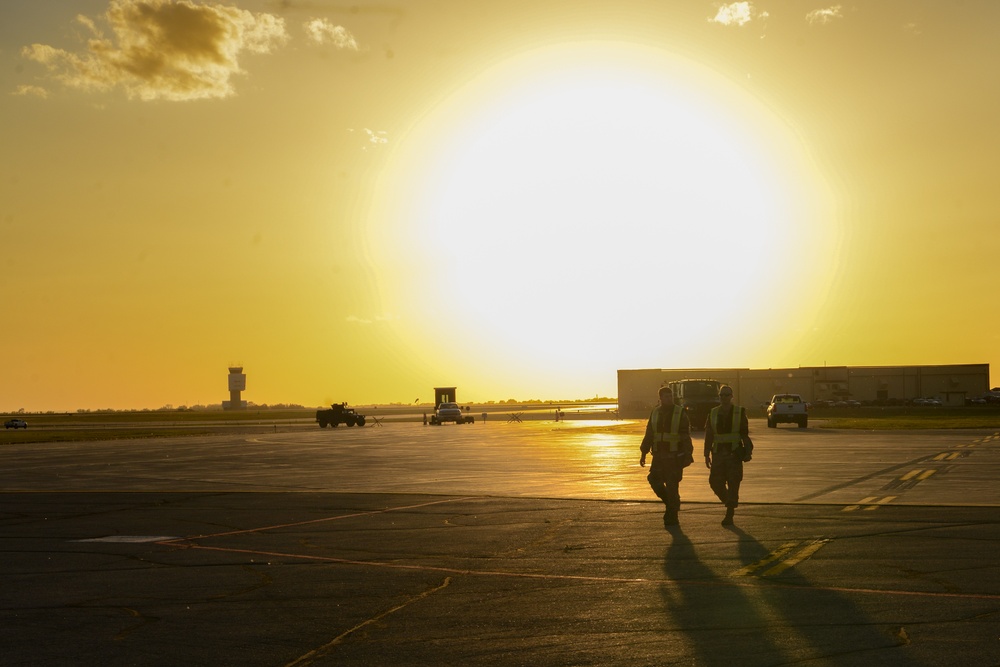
[
  {"xmin": 704, "ymin": 404, "xmax": 753, "ymax": 512},
  {"xmin": 640, "ymin": 404, "xmax": 693, "ymax": 524}
]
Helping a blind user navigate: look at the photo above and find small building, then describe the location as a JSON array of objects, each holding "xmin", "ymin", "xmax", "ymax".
[{"xmin": 434, "ymin": 387, "xmax": 457, "ymax": 408}]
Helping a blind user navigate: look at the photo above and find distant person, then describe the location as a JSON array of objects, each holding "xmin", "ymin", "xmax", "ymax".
[
  {"xmin": 640, "ymin": 386, "xmax": 694, "ymax": 527},
  {"xmin": 704, "ymin": 385, "xmax": 753, "ymax": 526}
]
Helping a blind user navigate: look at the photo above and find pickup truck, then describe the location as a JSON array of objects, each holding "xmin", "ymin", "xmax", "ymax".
[
  {"xmin": 429, "ymin": 402, "xmax": 474, "ymax": 425},
  {"xmin": 766, "ymin": 394, "xmax": 808, "ymax": 428}
]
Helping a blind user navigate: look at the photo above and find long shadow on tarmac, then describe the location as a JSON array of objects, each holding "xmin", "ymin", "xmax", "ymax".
[
  {"xmin": 657, "ymin": 520, "xmax": 925, "ymax": 666},
  {"xmin": 727, "ymin": 523, "xmax": 925, "ymax": 666},
  {"xmin": 661, "ymin": 525, "xmax": 784, "ymax": 665}
]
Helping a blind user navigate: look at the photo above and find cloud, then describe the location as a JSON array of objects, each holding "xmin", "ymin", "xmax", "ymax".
[
  {"xmin": 363, "ymin": 128, "xmax": 388, "ymax": 145},
  {"xmin": 11, "ymin": 84, "xmax": 49, "ymax": 98},
  {"xmin": 709, "ymin": 2, "xmax": 758, "ymax": 27},
  {"xmin": 806, "ymin": 5, "xmax": 843, "ymax": 25},
  {"xmin": 303, "ymin": 18, "xmax": 359, "ymax": 50},
  {"xmin": 347, "ymin": 127, "xmax": 389, "ymax": 150},
  {"xmin": 21, "ymin": 0, "xmax": 288, "ymax": 101}
]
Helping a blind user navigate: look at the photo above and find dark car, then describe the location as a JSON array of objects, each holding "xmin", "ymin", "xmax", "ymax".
[{"xmin": 4, "ymin": 419, "xmax": 27, "ymax": 429}]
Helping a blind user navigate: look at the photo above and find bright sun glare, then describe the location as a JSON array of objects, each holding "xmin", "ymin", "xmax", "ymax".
[{"xmin": 371, "ymin": 42, "xmax": 835, "ymax": 384}]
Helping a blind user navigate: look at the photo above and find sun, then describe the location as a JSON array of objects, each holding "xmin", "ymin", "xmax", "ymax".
[{"xmin": 369, "ymin": 42, "xmax": 835, "ymax": 392}]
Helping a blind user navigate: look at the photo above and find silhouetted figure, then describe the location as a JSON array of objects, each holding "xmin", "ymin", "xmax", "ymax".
[
  {"xmin": 640, "ymin": 386, "xmax": 694, "ymax": 527},
  {"xmin": 704, "ymin": 384, "xmax": 754, "ymax": 525}
]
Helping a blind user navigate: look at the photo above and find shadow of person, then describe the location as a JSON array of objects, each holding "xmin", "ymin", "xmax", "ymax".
[
  {"xmin": 721, "ymin": 521, "xmax": 928, "ymax": 666},
  {"xmin": 659, "ymin": 521, "xmax": 784, "ymax": 666}
]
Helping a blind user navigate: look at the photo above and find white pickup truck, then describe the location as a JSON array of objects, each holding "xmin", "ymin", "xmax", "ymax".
[{"xmin": 767, "ymin": 394, "xmax": 808, "ymax": 428}]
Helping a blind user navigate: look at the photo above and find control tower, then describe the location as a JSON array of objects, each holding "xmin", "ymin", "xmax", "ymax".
[{"xmin": 225, "ymin": 366, "xmax": 247, "ymax": 410}]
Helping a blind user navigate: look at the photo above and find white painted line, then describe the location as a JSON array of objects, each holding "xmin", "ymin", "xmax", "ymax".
[{"xmin": 75, "ymin": 535, "xmax": 180, "ymax": 543}]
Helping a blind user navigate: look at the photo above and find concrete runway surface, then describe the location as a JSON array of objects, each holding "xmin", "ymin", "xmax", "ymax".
[{"xmin": 2, "ymin": 420, "xmax": 999, "ymax": 665}]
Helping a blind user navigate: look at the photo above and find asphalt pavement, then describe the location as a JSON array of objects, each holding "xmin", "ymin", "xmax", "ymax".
[{"xmin": 2, "ymin": 420, "xmax": 998, "ymax": 666}]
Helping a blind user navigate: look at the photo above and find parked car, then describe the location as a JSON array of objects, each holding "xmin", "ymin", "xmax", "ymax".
[
  {"xmin": 766, "ymin": 394, "xmax": 808, "ymax": 428},
  {"xmin": 4, "ymin": 418, "xmax": 27, "ymax": 429},
  {"xmin": 912, "ymin": 397, "xmax": 942, "ymax": 407}
]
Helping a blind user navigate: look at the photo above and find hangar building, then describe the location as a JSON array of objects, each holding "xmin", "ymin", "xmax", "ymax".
[{"xmin": 618, "ymin": 363, "xmax": 990, "ymax": 419}]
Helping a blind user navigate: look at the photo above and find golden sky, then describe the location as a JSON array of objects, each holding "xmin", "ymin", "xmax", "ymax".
[{"xmin": 2, "ymin": 0, "xmax": 998, "ymax": 411}]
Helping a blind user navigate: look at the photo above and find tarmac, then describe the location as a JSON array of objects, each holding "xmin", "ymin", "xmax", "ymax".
[{"xmin": 2, "ymin": 420, "xmax": 999, "ymax": 666}]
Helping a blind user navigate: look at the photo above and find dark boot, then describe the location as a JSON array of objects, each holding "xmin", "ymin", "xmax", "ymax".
[
  {"xmin": 722, "ymin": 507, "xmax": 735, "ymax": 526},
  {"xmin": 663, "ymin": 508, "xmax": 678, "ymax": 527}
]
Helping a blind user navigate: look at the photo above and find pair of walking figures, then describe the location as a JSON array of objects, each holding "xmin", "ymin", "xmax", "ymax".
[{"xmin": 639, "ymin": 385, "xmax": 753, "ymax": 527}]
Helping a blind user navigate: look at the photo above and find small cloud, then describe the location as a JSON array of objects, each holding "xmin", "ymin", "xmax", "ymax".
[
  {"xmin": 364, "ymin": 128, "xmax": 388, "ymax": 145},
  {"xmin": 11, "ymin": 84, "xmax": 48, "ymax": 98},
  {"xmin": 20, "ymin": 0, "xmax": 288, "ymax": 102},
  {"xmin": 346, "ymin": 315, "xmax": 373, "ymax": 325},
  {"xmin": 806, "ymin": 5, "xmax": 843, "ymax": 25},
  {"xmin": 902, "ymin": 22, "xmax": 922, "ymax": 36},
  {"xmin": 709, "ymin": 2, "xmax": 757, "ymax": 27},
  {"xmin": 347, "ymin": 127, "xmax": 389, "ymax": 151},
  {"xmin": 303, "ymin": 18, "xmax": 359, "ymax": 50}
]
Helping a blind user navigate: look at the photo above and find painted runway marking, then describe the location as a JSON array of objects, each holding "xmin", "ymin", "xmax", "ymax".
[
  {"xmin": 284, "ymin": 577, "xmax": 453, "ymax": 667},
  {"xmin": 730, "ymin": 542, "xmax": 800, "ymax": 576},
  {"xmin": 157, "ymin": 496, "xmax": 477, "ymax": 544},
  {"xmin": 843, "ymin": 496, "xmax": 896, "ymax": 512},
  {"xmin": 76, "ymin": 535, "xmax": 180, "ymax": 543},
  {"xmin": 759, "ymin": 538, "xmax": 831, "ymax": 577},
  {"xmin": 730, "ymin": 538, "xmax": 830, "ymax": 577},
  {"xmin": 164, "ymin": 541, "xmax": 1000, "ymax": 602}
]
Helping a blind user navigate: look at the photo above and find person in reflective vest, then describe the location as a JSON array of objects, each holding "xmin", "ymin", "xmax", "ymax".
[
  {"xmin": 640, "ymin": 386, "xmax": 694, "ymax": 527},
  {"xmin": 704, "ymin": 384, "xmax": 753, "ymax": 526}
]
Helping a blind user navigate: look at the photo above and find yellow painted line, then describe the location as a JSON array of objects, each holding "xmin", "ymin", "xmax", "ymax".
[
  {"xmin": 730, "ymin": 542, "xmax": 800, "ymax": 576},
  {"xmin": 918, "ymin": 470, "xmax": 937, "ymax": 480},
  {"xmin": 900, "ymin": 470, "xmax": 922, "ymax": 481},
  {"xmin": 864, "ymin": 496, "xmax": 896, "ymax": 511},
  {"xmin": 933, "ymin": 453, "xmax": 948, "ymax": 461},
  {"xmin": 761, "ymin": 538, "xmax": 831, "ymax": 577},
  {"xmin": 946, "ymin": 452, "xmax": 961, "ymax": 461},
  {"xmin": 843, "ymin": 496, "xmax": 877, "ymax": 512},
  {"xmin": 285, "ymin": 577, "xmax": 453, "ymax": 667}
]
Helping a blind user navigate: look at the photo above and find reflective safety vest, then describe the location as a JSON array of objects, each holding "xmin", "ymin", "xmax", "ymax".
[
  {"xmin": 650, "ymin": 405, "xmax": 683, "ymax": 453},
  {"xmin": 709, "ymin": 404, "xmax": 743, "ymax": 452}
]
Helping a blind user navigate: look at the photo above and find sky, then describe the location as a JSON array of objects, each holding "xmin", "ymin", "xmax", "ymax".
[{"xmin": 2, "ymin": 0, "xmax": 999, "ymax": 412}]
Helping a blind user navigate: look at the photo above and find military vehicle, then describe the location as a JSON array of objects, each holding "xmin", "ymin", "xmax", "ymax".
[
  {"xmin": 668, "ymin": 379, "xmax": 722, "ymax": 431},
  {"xmin": 316, "ymin": 403, "xmax": 366, "ymax": 428}
]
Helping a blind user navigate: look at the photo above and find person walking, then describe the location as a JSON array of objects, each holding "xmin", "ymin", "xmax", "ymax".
[
  {"xmin": 704, "ymin": 384, "xmax": 753, "ymax": 525},
  {"xmin": 640, "ymin": 386, "xmax": 694, "ymax": 527}
]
